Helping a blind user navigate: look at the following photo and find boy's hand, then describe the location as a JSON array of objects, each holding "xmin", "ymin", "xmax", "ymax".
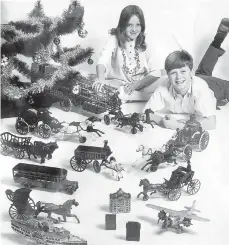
[{"xmin": 161, "ymin": 116, "xmax": 185, "ymax": 130}]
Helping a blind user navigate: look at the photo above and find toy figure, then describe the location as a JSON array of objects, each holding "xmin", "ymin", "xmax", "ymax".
[{"xmin": 110, "ymin": 157, "xmax": 124, "ymax": 181}]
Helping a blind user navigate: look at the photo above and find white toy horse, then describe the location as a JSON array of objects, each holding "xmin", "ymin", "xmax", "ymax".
[{"xmin": 109, "ymin": 157, "xmax": 124, "ymax": 181}]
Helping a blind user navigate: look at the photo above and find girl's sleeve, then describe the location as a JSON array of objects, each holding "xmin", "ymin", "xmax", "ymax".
[{"xmin": 97, "ymin": 35, "xmax": 117, "ymax": 71}]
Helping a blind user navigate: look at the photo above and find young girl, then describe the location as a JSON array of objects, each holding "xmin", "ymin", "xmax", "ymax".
[{"xmin": 92, "ymin": 5, "xmax": 164, "ymax": 101}]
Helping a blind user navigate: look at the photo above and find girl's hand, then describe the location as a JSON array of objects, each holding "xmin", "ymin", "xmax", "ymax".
[{"xmin": 123, "ymin": 83, "xmax": 135, "ymax": 95}]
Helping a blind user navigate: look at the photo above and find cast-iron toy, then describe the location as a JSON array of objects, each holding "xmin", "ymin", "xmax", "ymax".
[
  {"xmin": 12, "ymin": 163, "xmax": 78, "ymax": 194},
  {"xmin": 5, "ymin": 188, "xmax": 80, "ymax": 223},
  {"xmin": 166, "ymin": 114, "xmax": 210, "ymax": 152},
  {"xmin": 137, "ymin": 162, "xmax": 201, "ymax": 201},
  {"xmin": 146, "ymin": 200, "xmax": 210, "ymax": 234},
  {"xmin": 0, "ymin": 132, "xmax": 58, "ymax": 163},
  {"xmin": 70, "ymin": 140, "xmax": 120, "ymax": 174},
  {"xmin": 11, "ymin": 218, "xmax": 87, "ymax": 245},
  {"xmin": 136, "ymin": 143, "xmax": 192, "ymax": 172},
  {"xmin": 58, "ymin": 74, "xmax": 123, "ymax": 115},
  {"xmin": 104, "ymin": 108, "xmax": 155, "ymax": 134}
]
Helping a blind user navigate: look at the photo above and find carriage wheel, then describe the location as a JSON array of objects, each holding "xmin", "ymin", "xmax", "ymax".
[
  {"xmin": 13, "ymin": 148, "xmax": 25, "ymax": 159},
  {"xmin": 60, "ymin": 99, "xmax": 72, "ymax": 112},
  {"xmin": 79, "ymin": 136, "xmax": 87, "ymax": 143},
  {"xmin": 104, "ymin": 114, "xmax": 111, "ymax": 125},
  {"xmin": 143, "ymin": 195, "xmax": 149, "ymax": 201},
  {"xmin": 9, "ymin": 205, "xmax": 27, "ymax": 220},
  {"xmin": 5, "ymin": 189, "xmax": 14, "ymax": 201},
  {"xmin": 70, "ymin": 157, "xmax": 87, "ymax": 172},
  {"xmin": 198, "ymin": 131, "xmax": 209, "ymax": 151},
  {"xmin": 165, "ymin": 139, "xmax": 175, "ymax": 151},
  {"xmin": 150, "ymin": 164, "xmax": 158, "ymax": 172},
  {"xmin": 1, "ymin": 144, "xmax": 11, "ymax": 156},
  {"xmin": 138, "ymin": 124, "xmax": 144, "ymax": 132},
  {"xmin": 93, "ymin": 160, "xmax": 101, "ymax": 173},
  {"xmin": 38, "ymin": 124, "xmax": 51, "ymax": 138},
  {"xmin": 182, "ymin": 144, "xmax": 192, "ymax": 161},
  {"xmin": 131, "ymin": 127, "xmax": 137, "ymax": 134},
  {"xmin": 15, "ymin": 120, "xmax": 29, "ymax": 135},
  {"xmin": 168, "ymin": 188, "xmax": 181, "ymax": 201},
  {"xmin": 187, "ymin": 179, "xmax": 201, "ymax": 195}
]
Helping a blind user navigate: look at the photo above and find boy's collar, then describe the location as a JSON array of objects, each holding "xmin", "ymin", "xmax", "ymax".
[{"xmin": 169, "ymin": 82, "xmax": 192, "ymax": 99}]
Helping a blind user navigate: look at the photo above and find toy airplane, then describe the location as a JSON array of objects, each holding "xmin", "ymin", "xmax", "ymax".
[{"xmin": 146, "ymin": 200, "xmax": 210, "ymax": 234}]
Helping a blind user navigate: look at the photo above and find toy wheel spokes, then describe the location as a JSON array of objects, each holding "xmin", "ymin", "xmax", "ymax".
[
  {"xmin": 104, "ymin": 114, "xmax": 110, "ymax": 125},
  {"xmin": 9, "ymin": 205, "xmax": 27, "ymax": 220},
  {"xmin": 183, "ymin": 144, "xmax": 192, "ymax": 161},
  {"xmin": 70, "ymin": 156, "xmax": 87, "ymax": 172},
  {"xmin": 15, "ymin": 120, "xmax": 29, "ymax": 135},
  {"xmin": 168, "ymin": 188, "xmax": 181, "ymax": 201},
  {"xmin": 131, "ymin": 127, "xmax": 137, "ymax": 134},
  {"xmin": 79, "ymin": 136, "xmax": 87, "ymax": 143},
  {"xmin": 13, "ymin": 148, "xmax": 25, "ymax": 159},
  {"xmin": 38, "ymin": 124, "xmax": 51, "ymax": 138},
  {"xmin": 1, "ymin": 144, "xmax": 11, "ymax": 156},
  {"xmin": 187, "ymin": 179, "xmax": 201, "ymax": 195},
  {"xmin": 60, "ymin": 98, "xmax": 72, "ymax": 112},
  {"xmin": 198, "ymin": 131, "xmax": 209, "ymax": 151},
  {"xmin": 93, "ymin": 160, "xmax": 101, "ymax": 173}
]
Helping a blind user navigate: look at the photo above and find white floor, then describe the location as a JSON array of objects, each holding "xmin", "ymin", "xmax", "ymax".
[{"xmin": 1, "ymin": 102, "xmax": 229, "ymax": 245}]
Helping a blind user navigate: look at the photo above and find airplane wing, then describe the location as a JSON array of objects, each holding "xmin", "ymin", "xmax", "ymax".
[
  {"xmin": 146, "ymin": 204, "xmax": 181, "ymax": 217},
  {"xmin": 186, "ymin": 214, "xmax": 210, "ymax": 222}
]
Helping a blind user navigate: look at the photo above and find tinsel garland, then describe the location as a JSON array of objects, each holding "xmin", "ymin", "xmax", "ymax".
[
  {"xmin": 9, "ymin": 20, "xmax": 41, "ymax": 34},
  {"xmin": 11, "ymin": 57, "xmax": 31, "ymax": 79}
]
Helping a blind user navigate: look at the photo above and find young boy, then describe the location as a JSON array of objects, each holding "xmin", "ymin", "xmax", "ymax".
[{"xmin": 143, "ymin": 18, "xmax": 229, "ymax": 130}]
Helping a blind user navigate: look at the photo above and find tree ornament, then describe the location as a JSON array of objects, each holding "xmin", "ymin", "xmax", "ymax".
[
  {"xmin": 53, "ymin": 37, "xmax": 60, "ymax": 45},
  {"xmin": 78, "ymin": 29, "xmax": 88, "ymax": 38},
  {"xmin": 87, "ymin": 58, "xmax": 93, "ymax": 65},
  {"xmin": 1, "ymin": 55, "xmax": 9, "ymax": 67}
]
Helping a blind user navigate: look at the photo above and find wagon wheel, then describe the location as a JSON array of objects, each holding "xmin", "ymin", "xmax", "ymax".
[
  {"xmin": 79, "ymin": 136, "xmax": 87, "ymax": 143},
  {"xmin": 131, "ymin": 127, "xmax": 137, "ymax": 134},
  {"xmin": 38, "ymin": 124, "xmax": 51, "ymax": 138},
  {"xmin": 198, "ymin": 131, "xmax": 209, "ymax": 151},
  {"xmin": 15, "ymin": 120, "xmax": 29, "ymax": 135},
  {"xmin": 25, "ymin": 197, "xmax": 36, "ymax": 215},
  {"xmin": 70, "ymin": 157, "xmax": 87, "ymax": 172},
  {"xmin": 13, "ymin": 148, "xmax": 25, "ymax": 159},
  {"xmin": 168, "ymin": 188, "xmax": 181, "ymax": 201},
  {"xmin": 104, "ymin": 114, "xmax": 110, "ymax": 125},
  {"xmin": 5, "ymin": 189, "xmax": 14, "ymax": 201},
  {"xmin": 93, "ymin": 160, "xmax": 101, "ymax": 173},
  {"xmin": 60, "ymin": 98, "xmax": 72, "ymax": 112},
  {"xmin": 165, "ymin": 139, "xmax": 175, "ymax": 151},
  {"xmin": 9, "ymin": 205, "xmax": 27, "ymax": 220},
  {"xmin": 1, "ymin": 144, "xmax": 11, "ymax": 156},
  {"xmin": 187, "ymin": 179, "xmax": 201, "ymax": 195},
  {"xmin": 182, "ymin": 144, "xmax": 192, "ymax": 161}
]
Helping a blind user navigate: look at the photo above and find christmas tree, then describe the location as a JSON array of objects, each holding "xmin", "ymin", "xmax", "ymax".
[{"xmin": 1, "ymin": 0, "xmax": 94, "ymax": 118}]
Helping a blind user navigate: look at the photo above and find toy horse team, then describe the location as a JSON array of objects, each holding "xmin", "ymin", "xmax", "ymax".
[{"xmin": 93, "ymin": 5, "xmax": 229, "ymax": 130}]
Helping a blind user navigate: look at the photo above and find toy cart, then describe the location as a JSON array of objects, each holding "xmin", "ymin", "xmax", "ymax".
[
  {"xmin": 0, "ymin": 132, "xmax": 32, "ymax": 159},
  {"xmin": 138, "ymin": 167, "xmax": 201, "ymax": 201},
  {"xmin": 70, "ymin": 141, "xmax": 114, "ymax": 172},
  {"xmin": 166, "ymin": 115, "xmax": 210, "ymax": 152},
  {"xmin": 5, "ymin": 188, "xmax": 36, "ymax": 221}
]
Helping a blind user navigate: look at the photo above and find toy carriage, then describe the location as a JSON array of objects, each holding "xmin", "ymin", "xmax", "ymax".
[
  {"xmin": 166, "ymin": 115, "xmax": 209, "ymax": 152},
  {"xmin": 5, "ymin": 188, "xmax": 36, "ymax": 221},
  {"xmin": 70, "ymin": 140, "xmax": 115, "ymax": 173},
  {"xmin": 138, "ymin": 165, "xmax": 201, "ymax": 201},
  {"xmin": 0, "ymin": 132, "xmax": 58, "ymax": 163}
]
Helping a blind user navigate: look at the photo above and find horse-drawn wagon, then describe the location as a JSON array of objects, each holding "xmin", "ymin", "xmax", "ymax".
[{"xmin": 1, "ymin": 132, "xmax": 58, "ymax": 163}]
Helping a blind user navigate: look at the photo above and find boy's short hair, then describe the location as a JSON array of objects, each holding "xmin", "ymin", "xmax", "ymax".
[{"xmin": 164, "ymin": 50, "xmax": 193, "ymax": 73}]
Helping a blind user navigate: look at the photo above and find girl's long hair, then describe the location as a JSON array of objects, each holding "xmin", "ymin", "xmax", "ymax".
[{"xmin": 110, "ymin": 5, "xmax": 147, "ymax": 51}]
